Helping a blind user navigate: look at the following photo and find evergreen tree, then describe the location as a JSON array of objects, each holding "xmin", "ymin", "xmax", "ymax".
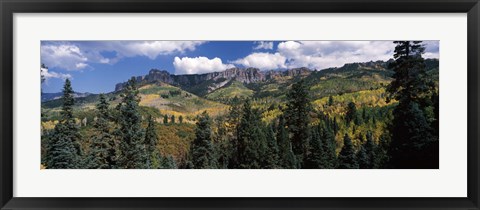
[
  {"xmin": 226, "ymin": 96, "xmax": 242, "ymax": 168},
  {"xmin": 276, "ymin": 115, "xmax": 297, "ymax": 168},
  {"xmin": 163, "ymin": 115, "xmax": 168, "ymax": 124},
  {"xmin": 362, "ymin": 108, "xmax": 368, "ymax": 123},
  {"xmin": 191, "ymin": 111, "xmax": 216, "ymax": 169},
  {"xmin": 237, "ymin": 99, "xmax": 267, "ymax": 169},
  {"xmin": 46, "ymin": 79, "xmax": 82, "ymax": 169},
  {"xmin": 40, "ymin": 64, "xmax": 47, "ymax": 84},
  {"xmin": 305, "ymin": 129, "xmax": 324, "ymax": 168},
  {"xmin": 332, "ymin": 117, "xmax": 339, "ymax": 135},
  {"xmin": 264, "ymin": 125, "xmax": 279, "ymax": 168},
  {"xmin": 179, "ymin": 115, "xmax": 184, "ymax": 124},
  {"xmin": 170, "ymin": 115, "xmax": 175, "ymax": 124},
  {"xmin": 374, "ymin": 133, "xmax": 390, "ymax": 168},
  {"xmin": 319, "ymin": 123, "xmax": 337, "ymax": 168},
  {"xmin": 356, "ymin": 144, "xmax": 368, "ymax": 169},
  {"xmin": 387, "ymin": 41, "xmax": 434, "ymax": 104},
  {"xmin": 285, "ymin": 79, "xmax": 311, "ymax": 167},
  {"xmin": 389, "ymin": 101, "xmax": 436, "ymax": 168},
  {"xmin": 87, "ymin": 94, "xmax": 116, "ymax": 169},
  {"xmin": 116, "ymin": 78, "xmax": 146, "ymax": 169},
  {"xmin": 387, "ymin": 41, "xmax": 438, "ymax": 169},
  {"xmin": 338, "ymin": 134, "xmax": 358, "ymax": 169},
  {"xmin": 144, "ymin": 115, "xmax": 158, "ymax": 168},
  {"xmin": 346, "ymin": 102, "xmax": 357, "ymax": 125},
  {"xmin": 328, "ymin": 95, "xmax": 334, "ymax": 106},
  {"xmin": 364, "ymin": 131, "xmax": 376, "ymax": 168}
]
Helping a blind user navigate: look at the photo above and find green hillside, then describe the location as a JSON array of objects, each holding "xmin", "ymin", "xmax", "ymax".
[{"xmin": 205, "ymin": 80, "xmax": 254, "ymax": 103}]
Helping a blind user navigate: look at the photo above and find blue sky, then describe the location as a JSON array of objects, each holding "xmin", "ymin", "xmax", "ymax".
[{"xmin": 41, "ymin": 41, "xmax": 439, "ymax": 94}]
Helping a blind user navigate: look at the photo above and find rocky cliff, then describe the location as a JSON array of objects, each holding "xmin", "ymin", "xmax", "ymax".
[{"xmin": 115, "ymin": 67, "xmax": 314, "ymax": 92}]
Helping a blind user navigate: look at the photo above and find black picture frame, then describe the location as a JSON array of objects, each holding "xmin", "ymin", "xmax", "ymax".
[{"xmin": 1, "ymin": 0, "xmax": 479, "ymax": 209}]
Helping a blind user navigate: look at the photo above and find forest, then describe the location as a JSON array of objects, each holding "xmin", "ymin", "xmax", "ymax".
[{"xmin": 41, "ymin": 41, "xmax": 439, "ymax": 169}]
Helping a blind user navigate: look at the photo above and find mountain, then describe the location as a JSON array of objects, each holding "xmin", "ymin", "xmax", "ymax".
[
  {"xmin": 43, "ymin": 58, "xmax": 439, "ymax": 112},
  {"xmin": 41, "ymin": 92, "xmax": 92, "ymax": 102},
  {"xmin": 114, "ymin": 67, "xmax": 315, "ymax": 96}
]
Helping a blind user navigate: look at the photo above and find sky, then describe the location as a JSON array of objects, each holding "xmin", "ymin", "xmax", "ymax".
[{"xmin": 41, "ymin": 40, "xmax": 439, "ymax": 94}]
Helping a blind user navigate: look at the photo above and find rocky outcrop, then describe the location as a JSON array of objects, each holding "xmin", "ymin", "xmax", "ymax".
[{"xmin": 115, "ymin": 67, "xmax": 310, "ymax": 92}]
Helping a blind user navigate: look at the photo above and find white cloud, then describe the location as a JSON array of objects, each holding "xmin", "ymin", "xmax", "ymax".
[
  {"xmin": 41, "ymin": 67, "xmax": 72, "ymax": 81},
  {"xmin": 232, "ymin": 52, "xmax": 286, "ymax": 70},
  {"xmin": 118, "ymin": 41, "xmax": 205, "ymax": 60},
  {"xmin": 253, "ymin": 41, "xmax": 274, "ymax": 50},
  {"xmin": 41, "ymin": 44, "xmax": 89, "ymax": 71},
  {"xmin": 173, "ymin": 56, "xmax": 235, "ymax": 75},
  {"xmin": 41, "ymin": 41, "xmax": 206, "ymax": 70},
  {"xmin": 277, "ymin": 41, "xmax": 396, "ymax": 70}
]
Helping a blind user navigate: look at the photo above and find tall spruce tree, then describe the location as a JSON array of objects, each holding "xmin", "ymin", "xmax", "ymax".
[
  {"xmin": 364, "ymin": 131, "xmax": 376, "ymax": 168},
  {"xmin": 191, "ymin": 111, "xmax": 216, "ymax": 169},
  {"xmin": 374, "ymin": 133, "xmax": 390, "ymax": 168},
  {"xmin": 305, "ymin": 129, "xmax": 324, "ymax": 168},
  {"xmin": 144, "ymin": 115, "xmax": 158, "ymax": 169},
  {"xmin": 264, "ymin": 125, "xmax": 279, "ymax": 168},
  {"xmin": 116, "ymin": 78, "xmax": 146, "ymax": 169},
  {"xmin": 356, "ymin": 144, "xmax": 368, "ymax": 169},
  {"xmin": 237, "ymin": 99, "xmax": 267, "ymax": 169},
  {"xmin": 163, "ymin": 115, "xmax": 168, "ymax": 124},
  {"xmin": 87, "ymin": 94, "xmax": 116, "ymax": 169},
  {"xmin": 319, "ymin": 123, "xmax": 337, "ymax": 168},
  {"xmin": 328, "ymin": 95, "xmax": 334, "ymax": 106},
  {"xmin": 285, "ymin": 79, "xmax": 311, "ymax": 167},
  {"xmin": 46, "ymin": 79, "xmax": 82, "ymax": 169},
  {"xmin": 277, "ymin": 115, "xmax": 297, "ymax": 169},
  {"xmin": 346, "ymin": 102, "xmax": 357, "ymax": 125},
  {"xmin": 338, "ymin": 134, "xmax": 358, "ymax": 169},
  {"xmin": 226, "ymin": 96, "xmax": 242, "ymax": 168},
  {"xmin": 387, "ymin": 41, "xmax": 438, "ymax": 168}
]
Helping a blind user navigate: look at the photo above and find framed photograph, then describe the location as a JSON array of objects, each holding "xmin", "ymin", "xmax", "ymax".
[{"xmin": 1, "ymin": 0, "xmax": 479, "ymax": 209}]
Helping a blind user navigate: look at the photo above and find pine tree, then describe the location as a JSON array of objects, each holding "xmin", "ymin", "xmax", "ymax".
[
  {"xmin": 328, "ymin": 95, "xmax": 334, "ymax": 106},
  {"xmin": 305, "ymin": 129, "xmax": 324, "ymax": 168},
  {"xmin": 144, "ymin": 115, "xmax": 158, "ymax": 168},
  {"xmin": 389, "ymin": 101, "xmax": 435, "ymax": 168},
  {"xmin": 356, "ymin": 144, "xmax": 368, "ymax": 169},
  {"xmin": 364, "ymin": 131, "xmax": 376, "ymax": 168},
  {"xmin": 346, "ymin": 102, "xmax": 357, "ymax": 125},
  {"xmin": 226, "ymin": 96, "xmax": 242, "ymax": 168},
  {"xmin": 338, "ymin": 134, "xmax": 358, "ymax": 169},
  {"xmin": 170, "ymin": 115, "xmax": 175, "ymax": 124},
  {"xmin": 276, "ymin": 115, "xmax": 297, "ymax": 169},
  {"xmin": 237, "ymin": 99, "xmax": 267, "ymax": 169},
  {"xmin": 387, "ymin": 41, "xmax": 434, "ymax": 104},
  {"xmin": 179, "ymin": 115, "xmax": 184, "ymax": 124},
  {"xmin": 116, "ymin": 78, "xmax": 146, "ymax": 169},
  {"xmin": 319, "ymin": 123, "xmax": 337, "ymax": 168},
  {"xmin": 191, "ymin": 111, "xmax": 216, "ymax": 169},
  {"xmin": 285, "ymin": 79, "xmax": 311, "ymax": 167},
  {"xmin": 362, "ymin": 108, "xmax": 368, "ymax": 123},
  {"xmin": 163, "ymin": 115, "xmax": 168, "ymax": 124},
  {"xmin": 87, "ymin": 94, "xmax": 116, "ymax": 169},
  {"xmin": 264, "ymin": 125, "xmax": 279, "ymax": 168},
  {"xmin": 374, "ymin": 133, "xmax": 390, "ymax": 168},
  {"xmin": 40, "ymin": 64, "xmax": 47, "ymax": 84},
  {"xmin": 387, "ymin": 41, "xmax": 438, "ymax": 169},
  {"xmin": 332, "ymin": 117, "xmax": 339, "ymax": 135},
  {"xmin": 46, "ymin": 79, "xmax": 82, "ymax": 169}
]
